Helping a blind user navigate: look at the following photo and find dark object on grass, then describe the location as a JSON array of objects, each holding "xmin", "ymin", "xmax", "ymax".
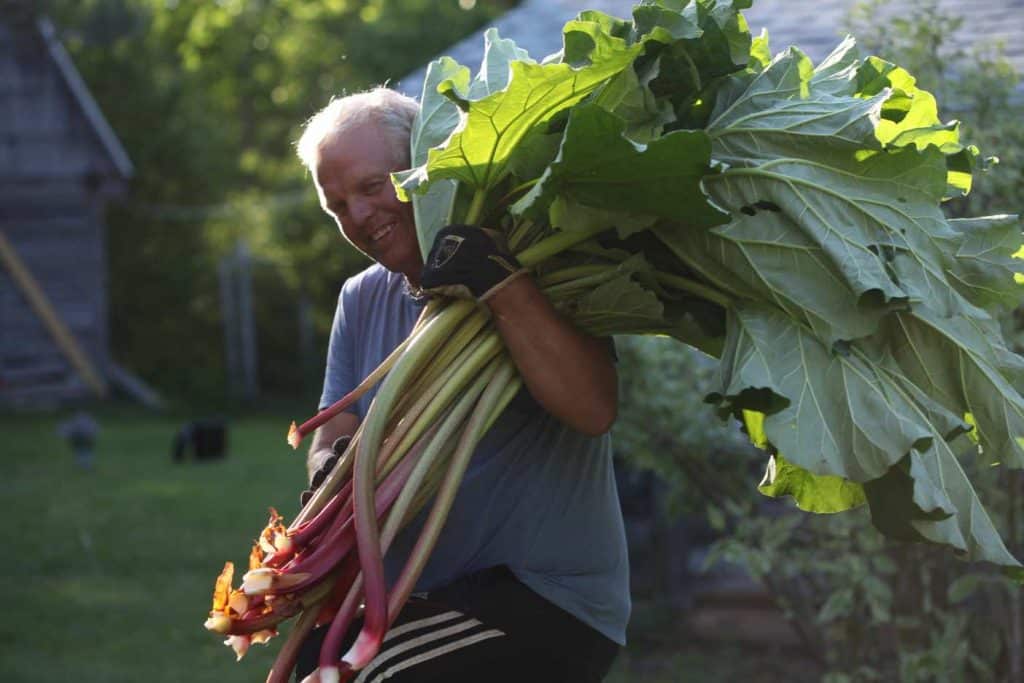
[
  {"xmin": 57, "ymin": 411, "xmax": 99, "ymax": 470},
  {"xmin": 172, "ymin": 419, "xmax": 228, "ymax": 463}
]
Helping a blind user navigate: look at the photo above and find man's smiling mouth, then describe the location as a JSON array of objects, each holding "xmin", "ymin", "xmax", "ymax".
[{"xmin": 370, "ymin": 223, "xmax": 395, "ymax": 243}]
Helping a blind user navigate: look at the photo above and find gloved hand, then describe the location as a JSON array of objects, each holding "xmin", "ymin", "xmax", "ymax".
[
  {"xmin": 299, "ymin": 435, "xmax": 351, "ymax": 507},
  {"xmin": 420, "ymin": 224, "xmax": 526, "ymax": 302}
]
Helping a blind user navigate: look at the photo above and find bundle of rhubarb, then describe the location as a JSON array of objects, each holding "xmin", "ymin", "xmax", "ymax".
[{"xmin": 205, "ymin": 1, "xmax": 1024, "ymax": 680}]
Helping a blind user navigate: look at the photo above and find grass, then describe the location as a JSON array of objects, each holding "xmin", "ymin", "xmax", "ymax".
[
  {"xmin": 0, "ymin": 405, "xmax": 812, "ymax": 682},
  {"xmin": 0, "ymin": 406, "xmax": 307, "ymax": 683}
]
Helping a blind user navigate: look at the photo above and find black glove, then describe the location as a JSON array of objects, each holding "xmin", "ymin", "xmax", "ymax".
[
  {"xmin": 299, "ymin": 435, "xmax": 351, "ymax": 507},
  {"xmin": 420, "ymin": 225, "xmax": 526, "ymax": 302}
]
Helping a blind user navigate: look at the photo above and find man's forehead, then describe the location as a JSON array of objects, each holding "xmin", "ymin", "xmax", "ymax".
[{"xmin": 321, "ymin": 120, "xmax": 397, "ymax": 156}]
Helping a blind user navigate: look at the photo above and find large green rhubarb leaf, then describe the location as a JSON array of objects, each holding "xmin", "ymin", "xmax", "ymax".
[
  {"xmin": 865, "ymin": 438, "xmax": 1019, "ymax": 566},
  {"xmin": 710, "ymin": 305, "xmax": 932, "ymax": 482},
  {"xmin": 707, "ymin": 44, "xmax": 884, "ymax": 167},
  {"xmin": 594, "ymin": 52, "xmax": 676, "ymax": 143},
  {"xmin": 855, "ymin": 55, "xmax": 978, "ymax": 196},
  {"xmin": 759, "ymin": 453, "xmax": 867, "ymax": 513},
  {"xmin": 706, "ymin": 147, "xmax": 979, "ymax": 318},
  {"xmin": 405, "ymin": 57, "xmax": 466, "ymax": 260},
  {"xmin": 644, "ymin": 0, "xmax": 753, "ymax": 123},
  {"xmin": 403, "ymin": 30, "xmax": 535, "ymax": 254},
  {"xmin": 746, "ymin": 410, "xmax": 867, "ymax": 513},
  {"xmin": 655, "ymin": 206, "xmax": 897, "ymax": 345},
  {"xmin": 398, "ymin": 18, "xmax": 644, "ymax": 199},
  {"xmin": 886, "ymin": 309, "xmax": 1024, "ymax": 468},
  {"xmin": 511, "ymin": 104, "xmax": 726, "ymax": 227},
  {"xmin": 945, "ymin": 215, "xmax": 1024, "ymax": 311},
  {"xmin": 563, "ymin": 255, "xmax": 667, "ymax": 337},
  {"xmin": 703, "ymin": 46, "xmax": 989, "ymax": 324}
]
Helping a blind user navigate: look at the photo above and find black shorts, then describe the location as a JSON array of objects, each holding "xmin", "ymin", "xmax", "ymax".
[{"xmin": 294, "ymin": 566, "xmax": 620, "ymax": 683}]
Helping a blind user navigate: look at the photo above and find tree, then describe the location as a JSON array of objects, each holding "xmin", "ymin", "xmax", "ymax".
[{"xmin": 39, "ymin": 0, "xmax": 516, "ymax": 401}]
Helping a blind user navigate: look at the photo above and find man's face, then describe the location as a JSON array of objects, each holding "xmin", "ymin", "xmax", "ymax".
[{"xmin": 313, "ymin": 121, "xmax": 421, "ymax": 282}]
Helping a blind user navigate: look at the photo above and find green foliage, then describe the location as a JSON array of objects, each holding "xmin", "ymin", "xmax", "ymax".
[
  {"xmin": 41, "ymin": 0, "xmax": 514, "ymax": 402},
  {"xmin": 614, "ymin": 335, "xmax": 752, "ymax": 518},
  {"xmin": 613, "ymin": 1, "xmax": 1024, "ymax": 679}
]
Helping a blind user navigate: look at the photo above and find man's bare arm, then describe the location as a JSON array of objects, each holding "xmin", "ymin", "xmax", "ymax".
[{"xmin": 486, "ymin": 275, "xmax": 617, "ymax": 436}]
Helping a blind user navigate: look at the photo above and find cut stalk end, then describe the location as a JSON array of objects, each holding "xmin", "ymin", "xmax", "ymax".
[
  {"xmin": 288, "ymin": 422, "xmax": 302, "ymax": 449},
  {"xmin": 243, "ymin": 567, "xmax": 314, "ymax": 595},
  {"xmin": 204, "ymin": 613, "xmax": 232, "ymax": 634}
]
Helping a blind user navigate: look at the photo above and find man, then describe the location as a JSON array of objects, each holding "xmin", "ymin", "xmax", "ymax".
[{"xmin": 294, "ymin": 87, "xmax": 629, "ymax": 682}]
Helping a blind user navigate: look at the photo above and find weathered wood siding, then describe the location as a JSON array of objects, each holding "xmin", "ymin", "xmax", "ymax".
[{"xmin": 0, "ymin": 21, "xmax": 117, "ymax": 404}]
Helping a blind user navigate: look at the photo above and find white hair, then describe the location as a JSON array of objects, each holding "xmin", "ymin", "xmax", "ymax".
[{"xmin": 296, "ymin": 87, "xmax": 420, "ymax": 171}]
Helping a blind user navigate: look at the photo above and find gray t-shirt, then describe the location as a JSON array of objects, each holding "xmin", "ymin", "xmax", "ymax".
[{"xmin": 320, "ymin": 263, "xmax": 630, "ymax": 645}]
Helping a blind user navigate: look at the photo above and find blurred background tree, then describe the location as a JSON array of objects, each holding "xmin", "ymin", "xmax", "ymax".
[{"xmin": 28, "ymin": 0, "xmax": 516, "ymax": 404}]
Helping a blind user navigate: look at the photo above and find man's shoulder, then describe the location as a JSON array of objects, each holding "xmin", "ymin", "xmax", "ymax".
[
  {"xmin": 340, "ymin": 263, "xmax": 402, "ymax": 299},
  {"xmin": 338, "ymin": 263, "xmax": 419, "ymax": 319},
  {"xmin": 343, "ymin": 262, "xmax": 390, "ymax": 290}
]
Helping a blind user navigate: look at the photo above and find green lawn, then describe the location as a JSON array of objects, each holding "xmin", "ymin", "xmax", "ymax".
[
  {"xmin": 0, "ymin": 407, "xmax": 308, "ymax": 682},
  {"xmin": 0, "ymin": 407, "xmax": 808, "ymax": 682}
]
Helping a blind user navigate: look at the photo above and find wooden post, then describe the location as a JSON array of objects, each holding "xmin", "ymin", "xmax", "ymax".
[
  {"xmin": 235, "ymin": 241, "xmax": 258, "ymax": 400},
  {"xmin": 218, "ymin": 255, "xmax": 240, "ymax": 398},
  {"xmin": 298, "ymin": 293, "xmax": 315, "ymax": 393},
  {"xmin": 218, "ymin": 241, "xmax": 258, "ymax": 401},
  {"xmin": 0, "ymin": 230, "xmax": 107, "ymax": 397}
]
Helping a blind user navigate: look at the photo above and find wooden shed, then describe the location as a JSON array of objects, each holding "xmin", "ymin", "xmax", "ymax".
[{"xmin": 0, "ymin": 16, "xmax": 133, "ymax": 406}]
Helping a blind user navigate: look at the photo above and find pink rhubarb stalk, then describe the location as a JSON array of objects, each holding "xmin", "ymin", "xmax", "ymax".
[{"xmin": 287, "ymin": 300, "xmax": 441, "ymax": 449}]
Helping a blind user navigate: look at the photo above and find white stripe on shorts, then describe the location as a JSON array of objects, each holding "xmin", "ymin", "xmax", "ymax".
[
  {"xmin": 354, "ymin": 616, "xmax": 505, "ymax": 683},
  {"xmin": 363, "ymin": 629, "xmax": 506, "ymax": 683},
  {"xmin": 381, "ymin": 611, "xmax": 463, "ymax": 645}
]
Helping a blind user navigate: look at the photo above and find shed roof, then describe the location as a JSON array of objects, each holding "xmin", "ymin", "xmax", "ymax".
[
  {"xmin": 35, "ymin": 17, "xmax": 133, "ymax": 179},
  {"xmin": 0, "ymin": 16, "xmax": 134, "ymax": 181},
  {"xmin": 398, "ymin": 0, "xmax": 1024, "ymax": 98}
]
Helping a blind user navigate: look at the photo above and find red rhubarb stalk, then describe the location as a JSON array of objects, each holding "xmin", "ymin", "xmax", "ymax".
[
  {"xmin": 287, "ymin": 300, "xmax": 441, "ymax": 449},
  {"xmin": 270, "ymin": 443, "xmax": 425, "ymax": 597},
  {"xmin": 265, "ymin": 607, "xmax": 320, "ymax": 683},
  {"xmin": 287, "ymin": 479, "xmax": 353, "ymax": 551},
  {"xmin": 311, "ymin": 574, "xmax": 364, "ymax": 683}
]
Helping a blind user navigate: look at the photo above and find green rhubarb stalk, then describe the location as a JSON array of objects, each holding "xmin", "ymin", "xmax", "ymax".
[
  {"xmin": 380, "ymin": 310, "xmax": 488, "ymax": 436},
  {"xmin": 291, "ymin": 423, "xmax": 362, "ymax": 528},
  {"xmin": 535, "ymin": 264, "xmax": 616, "ymax": 288},
  {"xmin": 348, "ymin": 298, "xmax": 477, "ymax": 670},
  {"xmin": 287, "ymin": 299, "xmax": 441, "ymax": 449},
  {"xmin": 652, "ymin": 270, "xmax": 734, "ymax": 309},
  {"xmin": 290, "ymin": 299, "xmax": 451, "ymax": 525},
  {"xmin": 383, "ymin": 359, "xmax": 517, "ymax": 627},
  {"xmin": 399, "ymin": 362, "xmax": 523, "ymax": 527},
  {"xmin": 379, "ymin": 365, "xmax": 493, "ymax": 552},
  {"xmin": 516, "ymin": 224, "xmax": 611, "ymax": 268},
  {"xmin": 541, "ymin": 267, "xmax": 627, "ymax": 299},
  {"xmin": 369, "ymin": 312, "xmax": 491, "ymax": 485},
  {"xmin": 387, "ymin": 330, "xmax": 502, "ymax": 467}
]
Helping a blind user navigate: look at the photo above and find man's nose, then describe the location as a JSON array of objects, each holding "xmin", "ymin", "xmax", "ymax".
[{"xmin": 349, "ymin": 196, "xmax": 374, "ymax": 225}]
